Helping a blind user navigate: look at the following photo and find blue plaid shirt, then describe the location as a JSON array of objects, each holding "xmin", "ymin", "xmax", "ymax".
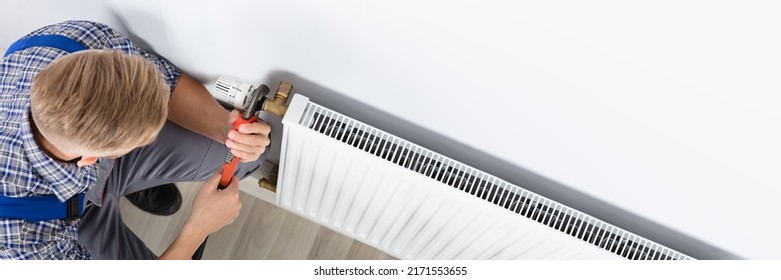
[{"xmin": 0, "ymin": 21, "xmax": 180, "ymax": 259}]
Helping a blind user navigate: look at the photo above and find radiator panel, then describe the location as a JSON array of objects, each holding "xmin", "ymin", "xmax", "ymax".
[{"xmin": 277, "ymin": 94, "xmax": 691, "ymax": 260}]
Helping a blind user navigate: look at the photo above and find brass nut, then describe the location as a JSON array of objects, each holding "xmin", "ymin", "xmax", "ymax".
[{"xmin": 276, "ymin": 81, "xmax": 293, "ymax": 100}]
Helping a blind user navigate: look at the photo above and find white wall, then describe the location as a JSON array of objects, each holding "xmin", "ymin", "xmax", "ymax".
[{"xmin": 3, "ymin": 0, "xmax": 780, "ymax": 259}]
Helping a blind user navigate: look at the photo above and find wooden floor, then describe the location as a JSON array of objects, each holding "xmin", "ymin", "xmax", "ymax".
[{"xmin": 119, "ymin": 182, "xmax": 396, "ymax": 260}]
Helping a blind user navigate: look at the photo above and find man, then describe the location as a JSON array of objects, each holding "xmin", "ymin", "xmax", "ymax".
[{"xmin": 0, "ymin": 20, "xmax": 271, "ymax": 259}]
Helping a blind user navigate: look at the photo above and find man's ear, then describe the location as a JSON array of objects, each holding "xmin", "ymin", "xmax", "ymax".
[{"xmin": 76, "ymin": 156, "xmax": 98, "ymax": 167}]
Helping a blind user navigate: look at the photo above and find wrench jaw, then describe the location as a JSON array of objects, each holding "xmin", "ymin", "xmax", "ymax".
[{"xmin": 243, "ymin": 84, "xmax": 269, "ymax": 119}]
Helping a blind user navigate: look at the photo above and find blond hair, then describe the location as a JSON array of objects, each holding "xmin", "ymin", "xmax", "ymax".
[{"xmin": 31, "ymin": 50, "xmax": 169, "ymax": 154}]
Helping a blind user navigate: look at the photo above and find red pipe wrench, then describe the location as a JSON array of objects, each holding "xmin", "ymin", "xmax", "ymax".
[{"xmin": 218, "ymin": 84, "xmax": 269, "ymax": 189}]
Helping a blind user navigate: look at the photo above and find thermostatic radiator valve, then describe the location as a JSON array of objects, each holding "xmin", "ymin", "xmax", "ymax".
[{"xmin": 212, "ymin": 76, "xmax": 292, "ymax": 118}]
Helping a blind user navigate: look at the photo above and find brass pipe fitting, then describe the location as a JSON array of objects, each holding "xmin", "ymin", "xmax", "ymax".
[
  {"xmin": 258, "ymin": 164, "xmax": 278, "ymax": 193},
  {"xmin": 257, "ymin": 81, "xmax": 290, "ymax": 193},
  {"xmin": 261, "ymin": 81, "xmax": 293, "ymax": 117}
]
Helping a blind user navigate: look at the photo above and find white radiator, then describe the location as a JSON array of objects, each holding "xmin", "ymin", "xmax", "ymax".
[{"xmin": 276, "ymin": 94, "xmax": 692, "ymax": 260}]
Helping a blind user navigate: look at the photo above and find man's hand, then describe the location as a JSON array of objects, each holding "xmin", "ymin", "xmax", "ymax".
[
  {"xmin": 225, "ymin": 109, "xmax": 271, "ymax": 163},
  {"xmin": 160, "ymin": 171, "xmax": 242, "ymax": 259},
  {"xmin": 186, "ymin": 170, "xmax": 242, "ymax": 237}
]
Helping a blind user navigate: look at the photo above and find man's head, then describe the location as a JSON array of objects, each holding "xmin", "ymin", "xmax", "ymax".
[{"xmin": 30, "ymin": 50, "xmax": 169, "ymax": 166}]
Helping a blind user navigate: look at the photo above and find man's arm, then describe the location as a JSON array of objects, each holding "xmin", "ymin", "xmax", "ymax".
[
  {"xmin": 168, "ymin": 74, "xmax": 231, "ymax": 143},
  {"xmin": 168, "ymin": 73, "xmax": 271, "ymax": 162},
  {"xmin": 159, "ymin": 171, "xmax": 241, "ymax": 260}
]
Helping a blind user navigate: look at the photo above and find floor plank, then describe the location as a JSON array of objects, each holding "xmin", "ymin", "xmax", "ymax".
[{"xmin": 307, "ymin": 227, "xmax": 355, "ymax": 260}]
